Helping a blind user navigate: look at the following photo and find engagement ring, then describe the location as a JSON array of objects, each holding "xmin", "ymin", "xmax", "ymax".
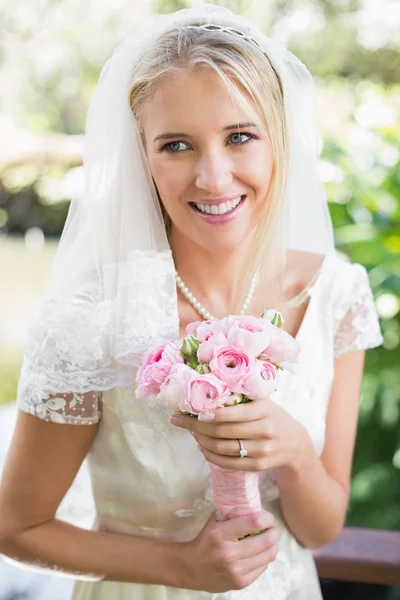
[{"xmin": 238, "ymin": 439, "xmax": 248, "ymax": 458}]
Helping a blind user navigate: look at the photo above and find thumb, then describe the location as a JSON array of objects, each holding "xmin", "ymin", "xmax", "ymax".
[{"xmin": 217, "ymin": 511, "xmax": 275, "ymax": 541}]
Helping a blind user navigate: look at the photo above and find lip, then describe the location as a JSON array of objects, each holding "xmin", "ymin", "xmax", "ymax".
[{"xmin": 190, "ymin": 195, "xmax": 246, "ymax": 225}]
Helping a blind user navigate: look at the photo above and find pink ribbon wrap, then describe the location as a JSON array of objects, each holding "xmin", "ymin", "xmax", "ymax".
[{"xmin": 210, "ymin": 463, "xmax": 262, "ymax": 521}]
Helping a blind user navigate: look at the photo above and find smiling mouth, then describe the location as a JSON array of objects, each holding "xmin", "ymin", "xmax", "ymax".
[{"xmin": 190, "ymin": 195, "xmax": 246, "ymax": 216}]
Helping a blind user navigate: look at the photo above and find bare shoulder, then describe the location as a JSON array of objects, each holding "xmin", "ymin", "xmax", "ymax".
[{"xmin": 286, "ymin": 250, "xmax": 327, "ymax": 291}]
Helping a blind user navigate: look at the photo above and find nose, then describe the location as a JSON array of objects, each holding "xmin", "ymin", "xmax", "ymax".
[{"xmin": 195, "ymin": 149, "xmax": 233, "ymax": 193}]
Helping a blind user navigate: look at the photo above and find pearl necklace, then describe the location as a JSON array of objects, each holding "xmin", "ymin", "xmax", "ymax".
[{"xmin": 175, "ymin": 271, "xmax": 258, "ymax": 320}]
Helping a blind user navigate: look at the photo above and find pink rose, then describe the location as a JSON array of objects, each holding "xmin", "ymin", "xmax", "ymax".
[
  {"xmin": 184, "ymin": 373, "xmax": 231, "ymax": 415},
  {"xmin": 260, "ymin": 361, "xmax": 278, "ymax": 382},
  {"xmin": 242, "ymin": 360, "xmax": 278, "ymax": 401},
  {"xmin": 136, "ymin": 340, "xmax": 183, "ymax": 399},
  {"xmin": 200, "ymin": 318, "xmax": 228, "ymax": 337},
  {"xmin": 186, "ymin": 319, "xmax": 215, "ymax": 340},
  {"xmin": 261, "ymin": 327, "xmax": 301, "ymax": 372},
  {"xmin": 209, "ymin": 346, "xmax": 253, "ymax": 394},
  {"xmin": 186, "ymin": 319, "xmax": 222, "ymax": 341},
  {"xmin": 158, "ymin": 363, "xmax": 194, "ymax": 411},
  {"xmin": 224, "ymin": 315, "xmax": 265, "ymax": 334},
  {"xmin": 159, "ymin": 365, "xmax": 231, "ymax": 415},
  {"xmin": 227, "ymin": 322, "xmax": 271, "ymax": 358},
  {"xmin": 197, "ymin": 331, "xmax": 228, "ymax": 363}
]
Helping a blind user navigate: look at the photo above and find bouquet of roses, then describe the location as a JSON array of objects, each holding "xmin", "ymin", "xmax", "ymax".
[{"xmin": 136, "ymin": 309, "xmax": 300, "ymax": 531}]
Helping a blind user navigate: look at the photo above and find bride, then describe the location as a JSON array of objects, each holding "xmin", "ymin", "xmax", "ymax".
[{"xmin": 0, "ymin": 4, "xmax": 383, "ymax": 599}]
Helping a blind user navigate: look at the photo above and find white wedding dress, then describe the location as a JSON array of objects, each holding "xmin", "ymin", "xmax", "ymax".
[{"xmin": 17, "ymin": 254, "xmax": 383, "ymax": 600}]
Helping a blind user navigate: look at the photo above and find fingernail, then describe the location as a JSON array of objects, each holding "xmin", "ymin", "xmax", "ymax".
[
  {"xmin": 170, "ymin": 415, "xmax": 183, "ymax": 425},
  {"xmin": 198, "ymin": 411, "xmax": 215, "ymax": 421}
]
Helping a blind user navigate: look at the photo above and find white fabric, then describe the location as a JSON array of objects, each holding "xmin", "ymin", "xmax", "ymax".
[
  {"xmin": 16, "ymin": 2, "xmax": 336, "ymax": 410},
  {"xmin": 50, "ymin": 254, "xmax": 381, "ymax": 599}
]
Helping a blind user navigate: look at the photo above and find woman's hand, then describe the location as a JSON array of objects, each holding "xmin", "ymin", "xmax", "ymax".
[
  {"xmin": 170, "ymin": 399, "xmax": 313, "ymax": 474},
  {"xmin": 180, "ymin": 510, "xmax": 280, "ymax": 593}
]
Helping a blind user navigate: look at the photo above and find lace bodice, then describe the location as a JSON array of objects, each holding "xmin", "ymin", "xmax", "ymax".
[
  {"xmin": 17, "ymin": 255, "xmax": 382, "ymax": 426},
  {"xmin": 16, "ymin": 254, "xmax": 383, "ymax": 600}
]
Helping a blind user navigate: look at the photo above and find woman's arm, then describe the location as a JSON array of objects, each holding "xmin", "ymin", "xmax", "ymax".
[
  {"xmin": 0, "ymin": 408, "xmax": 183, "ymax": 585},
  {"xmin": 276, "ymin": 350, "xmax": 366, "ymax": 549},
  {"xmin": 0, "ymin": 405, "xmax": 280, "ymax": 591}
]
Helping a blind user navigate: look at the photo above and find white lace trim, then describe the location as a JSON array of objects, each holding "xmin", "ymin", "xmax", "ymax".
[
  {"xmin": 16, "ymin": 250, "xmax": 179, "ymax": 424},
  {"xmin": 17, "ymin": 391, "xmax": 102, "ymax": 425},
  {"xmin": 333, "ymin": 263, "xmax": 383, "ymax": 358}
]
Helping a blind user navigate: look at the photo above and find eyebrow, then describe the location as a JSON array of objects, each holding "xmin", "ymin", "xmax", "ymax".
[{"xmin": 153, "ymin": 122, "xmax": 258, "ymax": 142}]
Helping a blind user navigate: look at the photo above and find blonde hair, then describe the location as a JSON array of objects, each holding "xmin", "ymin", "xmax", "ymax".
[{"xmin": 128, "ymin": 25, "xmax": 290, "ymax": 311}]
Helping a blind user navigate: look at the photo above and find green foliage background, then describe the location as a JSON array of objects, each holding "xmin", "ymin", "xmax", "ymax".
[{"xmin": 0, "ymin": 0, "xmax": 399, "ymax": 532}]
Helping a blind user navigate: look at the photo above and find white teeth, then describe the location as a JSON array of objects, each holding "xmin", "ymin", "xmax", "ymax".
[{"xmin": 193, "ymin": 196, "xmax": 242, "ymax": 215}]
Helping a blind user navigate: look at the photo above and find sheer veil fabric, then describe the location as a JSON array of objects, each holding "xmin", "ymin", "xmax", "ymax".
[{"xmin": 17, "ymin": 3, "xmax": 336, "ymax": 422}]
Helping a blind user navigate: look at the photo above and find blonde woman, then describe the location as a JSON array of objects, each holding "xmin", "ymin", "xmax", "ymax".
[{"xmin": 0, "ymin": 4, "xmax": 383, "ymax": 600}]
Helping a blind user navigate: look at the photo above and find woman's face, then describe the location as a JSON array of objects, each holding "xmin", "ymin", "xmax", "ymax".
[{"xmin": 141, "ymin": 68, "xmax": 274, "ymax": 255}]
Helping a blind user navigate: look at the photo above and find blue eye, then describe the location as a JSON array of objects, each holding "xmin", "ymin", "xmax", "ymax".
[
  {"xmin": 161, "ymin": 141, "xmax": 188, "ymax": 153},
  {"xmin": 160, "ymin": 132, "xmax": 255, "ymax": 153},
  {"xmin": 228, "ymin": 132, "xmax": 253, "ymax": 145}
]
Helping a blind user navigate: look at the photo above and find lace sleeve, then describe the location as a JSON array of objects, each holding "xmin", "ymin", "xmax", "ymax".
[
  {"xmin": 334, "ymin": 264, "xmax": 383, "ymax": 359},
  {"xmin": 17, "ymin": 389, "xmax": 102, "ymax": 425}
]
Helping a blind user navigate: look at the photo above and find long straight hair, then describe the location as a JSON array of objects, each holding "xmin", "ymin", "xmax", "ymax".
[{"xmin": 128, "ymin": 25, "xmax": 289, "ymax": 312}]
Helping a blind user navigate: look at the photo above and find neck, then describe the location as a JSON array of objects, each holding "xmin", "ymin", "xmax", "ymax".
[{"xmin": 170, "ymin": 228, "xmax": 254, "ymax": 316}]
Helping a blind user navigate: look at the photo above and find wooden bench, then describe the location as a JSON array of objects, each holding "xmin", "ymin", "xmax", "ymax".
[{"xmin": 313, "ymin": 527, "xmax": 400, "ymax": 586}]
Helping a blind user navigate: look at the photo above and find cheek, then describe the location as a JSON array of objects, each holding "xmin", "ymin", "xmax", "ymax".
[
  {"xmin": 253, "ymin": 149, "xmax": 274, "ymax": 191},
  {"xmin": 148, "ymin": 158, "xmax": 191, "ymax": 209},
  {"xmin": 237, "ymin": 145, "xmax": 274, "ymax": 196}
]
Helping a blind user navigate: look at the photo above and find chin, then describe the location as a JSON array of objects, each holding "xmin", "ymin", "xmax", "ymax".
[{"xmin": 195, "ymin": 231, "xmax": 251, "ymax": 255}]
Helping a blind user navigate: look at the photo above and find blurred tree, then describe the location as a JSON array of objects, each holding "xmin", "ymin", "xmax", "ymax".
[
  {"xmin": 153, "ymin": 0, "xmax": 189, "ymax": 14},
  {"xmin": 1, "ymin": 0, "xmax": 399, "ymax": 139},
  {"xmin": 317, "ymin": 78, "xmax": 400, "ymax": 530}
]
